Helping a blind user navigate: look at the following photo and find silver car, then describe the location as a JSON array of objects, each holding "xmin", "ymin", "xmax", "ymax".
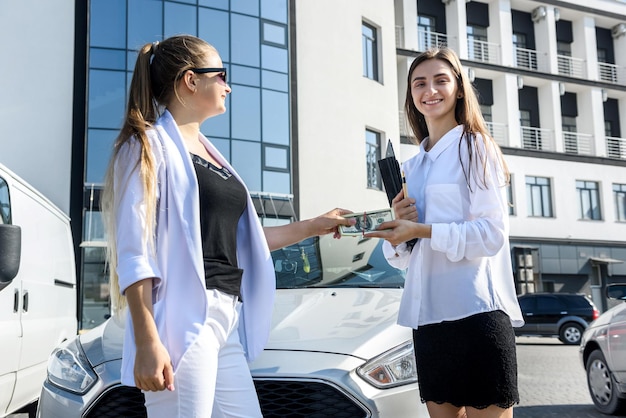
[
  {"xmin": 37, "ymin": 236, "xmax": 428, "ymax": 417},
  {"xmin": 580, "ymin": 284, "xmax": 626, "ymax": 415}
]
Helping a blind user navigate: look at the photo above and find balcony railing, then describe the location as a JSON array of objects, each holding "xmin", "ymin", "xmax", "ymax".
[
  {"xmin": 467, "ymin": 38, "xmax": 500, "ymax": 65},
  {"xmin": 486, "ymin": 122, "xmax": 508, "ymax": 147},
  {"xmin": 606, "ymin": 137, "xmax": 626, "ymax": 159},
  {"xmin": 418, "ymin": 30, "xmax": 448, "ymax": 51},
  {"xmin": 557, "ymin": 55, "xmax": 585, "ymax": 78},
  {"xmin": 598, "ymin": 62, "xmax": 626, "ymax": 85},
  {"xmin": 513, "ymin": 47, "xmax": 539, "ymax": 71},
  {"xmin": 521, "ymin": 127, "xmax": 555, "ymax": 152},
  {"xmin": 563, "ymin": 132, "xmax": 593, "ymax": 155}
]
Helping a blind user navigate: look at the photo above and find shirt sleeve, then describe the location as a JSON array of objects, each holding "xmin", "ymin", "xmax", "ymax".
[
  {"xmin": 430, "ymin": 140, "xmax": 507, "ymax": 262},
  {"xmin": 113, "ymin": 139, "xmax": 163, "ymax": 294},
  {"xmin": 382, "ymin": 240, "xmax": 411, "ymax": 270}
]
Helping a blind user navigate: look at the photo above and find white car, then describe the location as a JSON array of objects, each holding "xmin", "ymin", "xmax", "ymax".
[{"xmin": 37, "ymin": 235, "xmax": 427, "ymax": 417}]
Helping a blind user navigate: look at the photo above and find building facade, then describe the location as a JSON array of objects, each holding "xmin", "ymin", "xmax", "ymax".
[{"xmin": 1, "ymin": 0, "xmax": 626, "ymax": 329}]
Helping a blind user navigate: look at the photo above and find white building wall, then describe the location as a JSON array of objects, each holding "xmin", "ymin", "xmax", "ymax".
[
  {"xmin": 0, "ymin": 0, "xmax": 75, "ymax": 215},
  {"xmin": 296, "ymin": 0, "xmax": 399, "ymax": 219}
]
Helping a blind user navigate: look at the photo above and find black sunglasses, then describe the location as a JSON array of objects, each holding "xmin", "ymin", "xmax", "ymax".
[{"xmin": 189, "ymin": 67, "xmax": 228, "ymax": 83}]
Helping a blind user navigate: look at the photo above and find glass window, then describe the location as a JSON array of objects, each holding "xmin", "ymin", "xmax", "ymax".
[
  {"xmin": 467, "ymin": 25, "xmax": 488, "ymax": 62},
  {"xmin": 263, "ymin": 171, "xmax": 290, "ymax": 194},
  {"xmin": 526, "ymin": 176, "xmax": 553, "ymax": 217},
  {"xmin": 199, "ymin": 0, "xmax": 228, "ymax": 10},
  {"xmin": 199, "ymin": 8, "xmax": 230, "ymax": 61},
  {"xmin": 261, "ymin": 45, "xmax": 288, "ymax": 73},
  {"xmin": 231, "ymin": 0, "xmax": 259, "ymax": 16},
  {"xmin": 164, "ymin": 2, "xmax": 197, "ymax": 38},
  {"xmin": 88, "ymin": 69, "xmax": 126, "ymax": 129},
  {"xmin": 232, "ymin": 65, "xmax": 261, "ymax": 87},
  {"xmin": 577, "ymin": 180, "xmax": 602, "ymax": 220},
  {"xmin": 231, "ymin": 14, "xmax": 260, "ymax": 66},
  {"xmin": 211, "ymin": 137, "xmax": 230, "ymax": 160},
  {"xmin": 231, "ymin": 85, "xmax": 260, "ymax": 141},
  {"xmin": 0, "ymin": 177, "xmax": 11, "ymax": 224},
  {"xmin": 614, "ymin": 184, "xmax": 626, "ymax": 222},
  {"xmin": 362, "ymin": 21, "xmax": 379, "ymax": 81},
  {"xmin": 262, "ymin": 90, "xmax": 289, "ymax": 145},
  {"xmin": 80, "ymin": 244, "xmax": 109, "ymax": 330},
  {"xmin": 366, "ymin": 129, "xmax": 381, "ymax": 190},
  {"xmin": 562, "ymin": 115, "xmax": 578, "ymax": 154},
  {"xmin": 232, "ymin": 140, "xmax": 261, "ymax": 191},
  {"xmin": 261, "ymin": 0, "xmax": 287, "ymax": 23},
  {"xmin": 90, "ymin": 48, "xmax": 126, "ymax": 70},
  {"xmin": 264, "ymin": 145, "xmax": 289, "ymax": 170},
  {"xmin": 128, "ymin": 0, "xmax": 163, "ymax": 50},
  {"xmin": 201, "ymin": 99, "xmax": 231, "ymax": 138},
  {"xmin": 90, "ymin": 0, "xmax": 126, "ymax": 48},
  {"xmin": 262, "ymin": 70, "xmax": 288, "ymax": 92},
  {"xmin": 507, "ymin": 175, "xmax": 515, "ymax": 216},
  {"xmin": 86, "ymin": 129, "xmax": 117, "ymax": 184},
  {"xmin": 418, "ymin": 15, "xmax": 436, "ymax": 51},
  {"xmin": 262, "ymin": 21, "xmax": 287, "ymax": 46}
]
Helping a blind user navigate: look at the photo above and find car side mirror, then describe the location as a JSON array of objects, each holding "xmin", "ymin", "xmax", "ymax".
[
  {"xmin": 0, "ymin": 224, "xmax": 21, "ymax": 283},
  {"xmin": 606, "ymin": 284, "xmax": 626, "ymax": 301}
]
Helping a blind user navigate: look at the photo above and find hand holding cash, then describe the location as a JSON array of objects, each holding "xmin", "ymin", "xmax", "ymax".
[{"xmin": 339, "ymin": 208, "xmax": 395, "ymax": 236}]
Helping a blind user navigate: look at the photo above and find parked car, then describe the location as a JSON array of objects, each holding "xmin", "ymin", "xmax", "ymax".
[
  {"xmin": 0, "ymin": 163, "xmax": 77, "ymax": 418},
  {"xmin": 515, "ymin": 292, "xmax": 599, "ymax": 345},
  {"xmin": 37, "ymin": 235, "xmax": 428, "ymax": 418},
  {"xmin": 580, "ymin": 284, "xmax": 626, "ymax": 415}
]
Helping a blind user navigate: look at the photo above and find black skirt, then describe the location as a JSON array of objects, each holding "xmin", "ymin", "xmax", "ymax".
[{"xmin": 412, "ymin": 310, "xmax": 519, "ymax": 409}]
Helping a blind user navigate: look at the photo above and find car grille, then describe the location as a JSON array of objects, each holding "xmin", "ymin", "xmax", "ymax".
[
  {"xmin": 85, "ymin": 379, "xmax": 369, "ymax": 418},
  {"xmin": 254, "ymin": 379, "xmax": 369, "ymax": 418},
  {"xmin": 85, "ymin": 386, "xmax": 146, "ymax": 418}
]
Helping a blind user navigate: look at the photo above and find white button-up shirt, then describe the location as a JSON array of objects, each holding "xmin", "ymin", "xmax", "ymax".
[{"xmin": 385, "ymin": 125, "xmax": 524, "ymax": 329}]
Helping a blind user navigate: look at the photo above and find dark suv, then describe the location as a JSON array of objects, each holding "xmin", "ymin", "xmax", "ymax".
[{"xmin": 516, "ymin": 293, "xmax": 599, "ymax": 345}]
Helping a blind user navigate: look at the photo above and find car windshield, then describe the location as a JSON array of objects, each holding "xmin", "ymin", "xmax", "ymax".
[{"xmin": 270, "ymin": 235, "xmax": 406, "ymax": 289}]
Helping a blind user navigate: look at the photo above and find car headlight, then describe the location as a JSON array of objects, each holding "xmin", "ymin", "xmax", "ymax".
[
  {"xmin": 357, "ymin": 340, "xmax": 417, "ymax": 389},
  {"xmin": 47, "ymin": 338, "xmax": 97, "ymax": 394}
]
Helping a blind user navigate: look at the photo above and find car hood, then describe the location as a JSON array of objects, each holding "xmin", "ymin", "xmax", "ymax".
[
  {"xmin": 264, "ymin": 288, "xmax": 409, "ymax": 360},
  {"xmin": 78, "ymin": 287, "xmax": 408, "ymax": 366}
]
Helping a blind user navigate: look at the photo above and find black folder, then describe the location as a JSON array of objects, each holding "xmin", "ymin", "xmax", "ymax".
[{"xmin": 377, "ymin": 140, "xmax": 403, "ymax": 206}]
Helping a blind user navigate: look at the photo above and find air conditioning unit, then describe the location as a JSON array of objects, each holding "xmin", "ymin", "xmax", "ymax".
[
  {"xmin": 531, "ymin": 6, "xmax": 547, "ymax": 23},
  {"xmin": 612, "ymin": 23, "xmax": 626, "ymax": 39}
]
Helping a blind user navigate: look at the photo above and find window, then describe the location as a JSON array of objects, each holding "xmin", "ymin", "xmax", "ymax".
[
  {"xmin": 507, "ymin": 175, "xmax": 515, "ymax": 216},
  {"xmin": 562, "ymin": 115, "xmax": 577, "ymax": 154},
  {"xmin": 467, "ymin": 25, "xmax": 488, "ymax": 62},
  {"xmin": 366, "ymin": 129, "xmax": 381, "ymax": 190},
  {"xmin": 362, "ymin": 21, "xmax": 378, "ymax": 80},
  {"xmin": 577, "ymin": 181, "xmax": 601, "ymax": 220},
  {"xmin": 513, "ymin": 33, "xmax": 537, "ymax": 70},
  {"xmin": 0, "ymin": 177, "xmax": 10, "ymax": 224},
  {"xmin": 526, "ymin": 176, "xmax": 553, "ymax": 217},
  {"xmin": 520, "ymin": 110, "xmax": 541, "ymax": 150},
  {"xmin": 557, "ymin": 41, "xmax": 573, "ymax": 76},
  {"xmin": 614, "ymin": 184, "xmax": 626, "ymax": 222},
  {"xmin": 418, "ymin": 15, "xmax": 436, "ymax": 51}
]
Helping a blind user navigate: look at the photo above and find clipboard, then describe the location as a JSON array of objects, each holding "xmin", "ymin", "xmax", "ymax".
[{"xmin": 377, "ymin": 140, "xmax": 403, "ymax": 206}]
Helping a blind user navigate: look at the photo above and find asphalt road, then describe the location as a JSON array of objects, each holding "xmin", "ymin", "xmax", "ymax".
[{"xmin": 515, "ymin": 336, "xmax": 625, "ymax": 418}]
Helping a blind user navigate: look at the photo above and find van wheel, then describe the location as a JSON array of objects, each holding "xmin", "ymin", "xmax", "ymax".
[
  {"xmin": 558, "ymin": 322, "xmax": 583, "ymax": 344},
  {"xmin": 587, "ymin": 349, "xmax": 626, "ymax": 415}
]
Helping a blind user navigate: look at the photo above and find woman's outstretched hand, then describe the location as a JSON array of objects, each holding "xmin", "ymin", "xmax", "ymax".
[{"xmin": 308, "ymin": 208, "xmax": 356, "ymax": 239}]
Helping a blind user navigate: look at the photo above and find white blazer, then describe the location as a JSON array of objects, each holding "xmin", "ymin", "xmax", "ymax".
[{"xmin": 114, "ymin": 110, "xmax": 276, "ymax": 387}]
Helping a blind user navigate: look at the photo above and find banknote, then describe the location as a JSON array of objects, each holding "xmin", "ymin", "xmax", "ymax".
[{"xmin": 339, "ymin": 208, "xmax": 395, "ymax": 236}]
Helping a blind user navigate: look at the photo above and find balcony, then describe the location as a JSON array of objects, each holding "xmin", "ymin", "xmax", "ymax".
[
  {"xmin": 418, "ymin": 30, "xmax": 448, "ymax": 51},
  {"xmin": 598, "ymin": 62, "xmax": 626, "ymax": 85},
  {"xmin": 562, "ymin": 132, "xmax": 593, "ymax": 155},
  {"xmin": 486, "ymin": 122, "xmax": 508, "ymax": 147},
  {"xmin": 513, "ymin": 46, "xmax": 539, "ymax": 71},
  {"xmin": 521, "ymin": 127, "xmax": 555, "ymax": 152},
  {"xmin": 467, "ymin": 38, "xmax": 500, "ymax": 65},
  {"xmin": 557, "ymin": 55, "xmax": 585, "ymax": 78},
  {"xmin": 606, "ymin": 137, "xmax": 626, "ymax": 160}
]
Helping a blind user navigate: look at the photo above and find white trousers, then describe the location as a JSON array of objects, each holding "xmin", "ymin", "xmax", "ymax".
[{"xmin": 143, "ymin": 289, "xmax": 263, "ymax": 418}]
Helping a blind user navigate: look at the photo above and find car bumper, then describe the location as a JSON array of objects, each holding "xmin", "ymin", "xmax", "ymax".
[{"xmin": 249, "ymin": 349, "xmax": 428, "ymax": 418}]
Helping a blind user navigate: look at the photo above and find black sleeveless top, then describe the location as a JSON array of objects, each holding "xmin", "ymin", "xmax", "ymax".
[{"xmin": 191, "ymin": 153, "xmax": 247, "ymax": 299}]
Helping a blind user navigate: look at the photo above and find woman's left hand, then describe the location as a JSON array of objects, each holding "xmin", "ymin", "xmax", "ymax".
[{"xmin": 365, "ymin": 219, "xmax": 430, "ymax": 246}]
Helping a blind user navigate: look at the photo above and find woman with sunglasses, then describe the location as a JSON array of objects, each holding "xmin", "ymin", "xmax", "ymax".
[
  {"xmin": 102, "ymin": 34, "xmax": 354, "ymax": 417},
  {"xmin": 366, "ymin": 47, "xmax": 524, "ymax": 418}
]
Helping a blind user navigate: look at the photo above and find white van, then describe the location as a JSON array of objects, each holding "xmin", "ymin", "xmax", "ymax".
[{"xmin": 0, "ymin": 163, "xmax": 77, "ymax": 417}]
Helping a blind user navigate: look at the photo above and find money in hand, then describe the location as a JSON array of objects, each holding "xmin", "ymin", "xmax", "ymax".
[{"xmin": 339, "ymin": 208, "xmax": 395, "ymax": 236}]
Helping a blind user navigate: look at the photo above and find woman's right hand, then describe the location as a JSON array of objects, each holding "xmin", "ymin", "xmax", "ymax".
[
  {"xmin": 392, "ymin": 191, "xmax": 418, "ymax": 222},
  {"xmin": 134, "ymin": 340, "xmax": 175, "ymax": 392}
]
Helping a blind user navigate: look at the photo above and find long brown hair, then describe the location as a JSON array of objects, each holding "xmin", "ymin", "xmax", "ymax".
[
  {"xmin": 102, "ymin": 35, "xmax": 216, "ymax": 313},
  {"xmin": 404, "ymin": 47, "xmax": 509, "ymax": 189}
]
